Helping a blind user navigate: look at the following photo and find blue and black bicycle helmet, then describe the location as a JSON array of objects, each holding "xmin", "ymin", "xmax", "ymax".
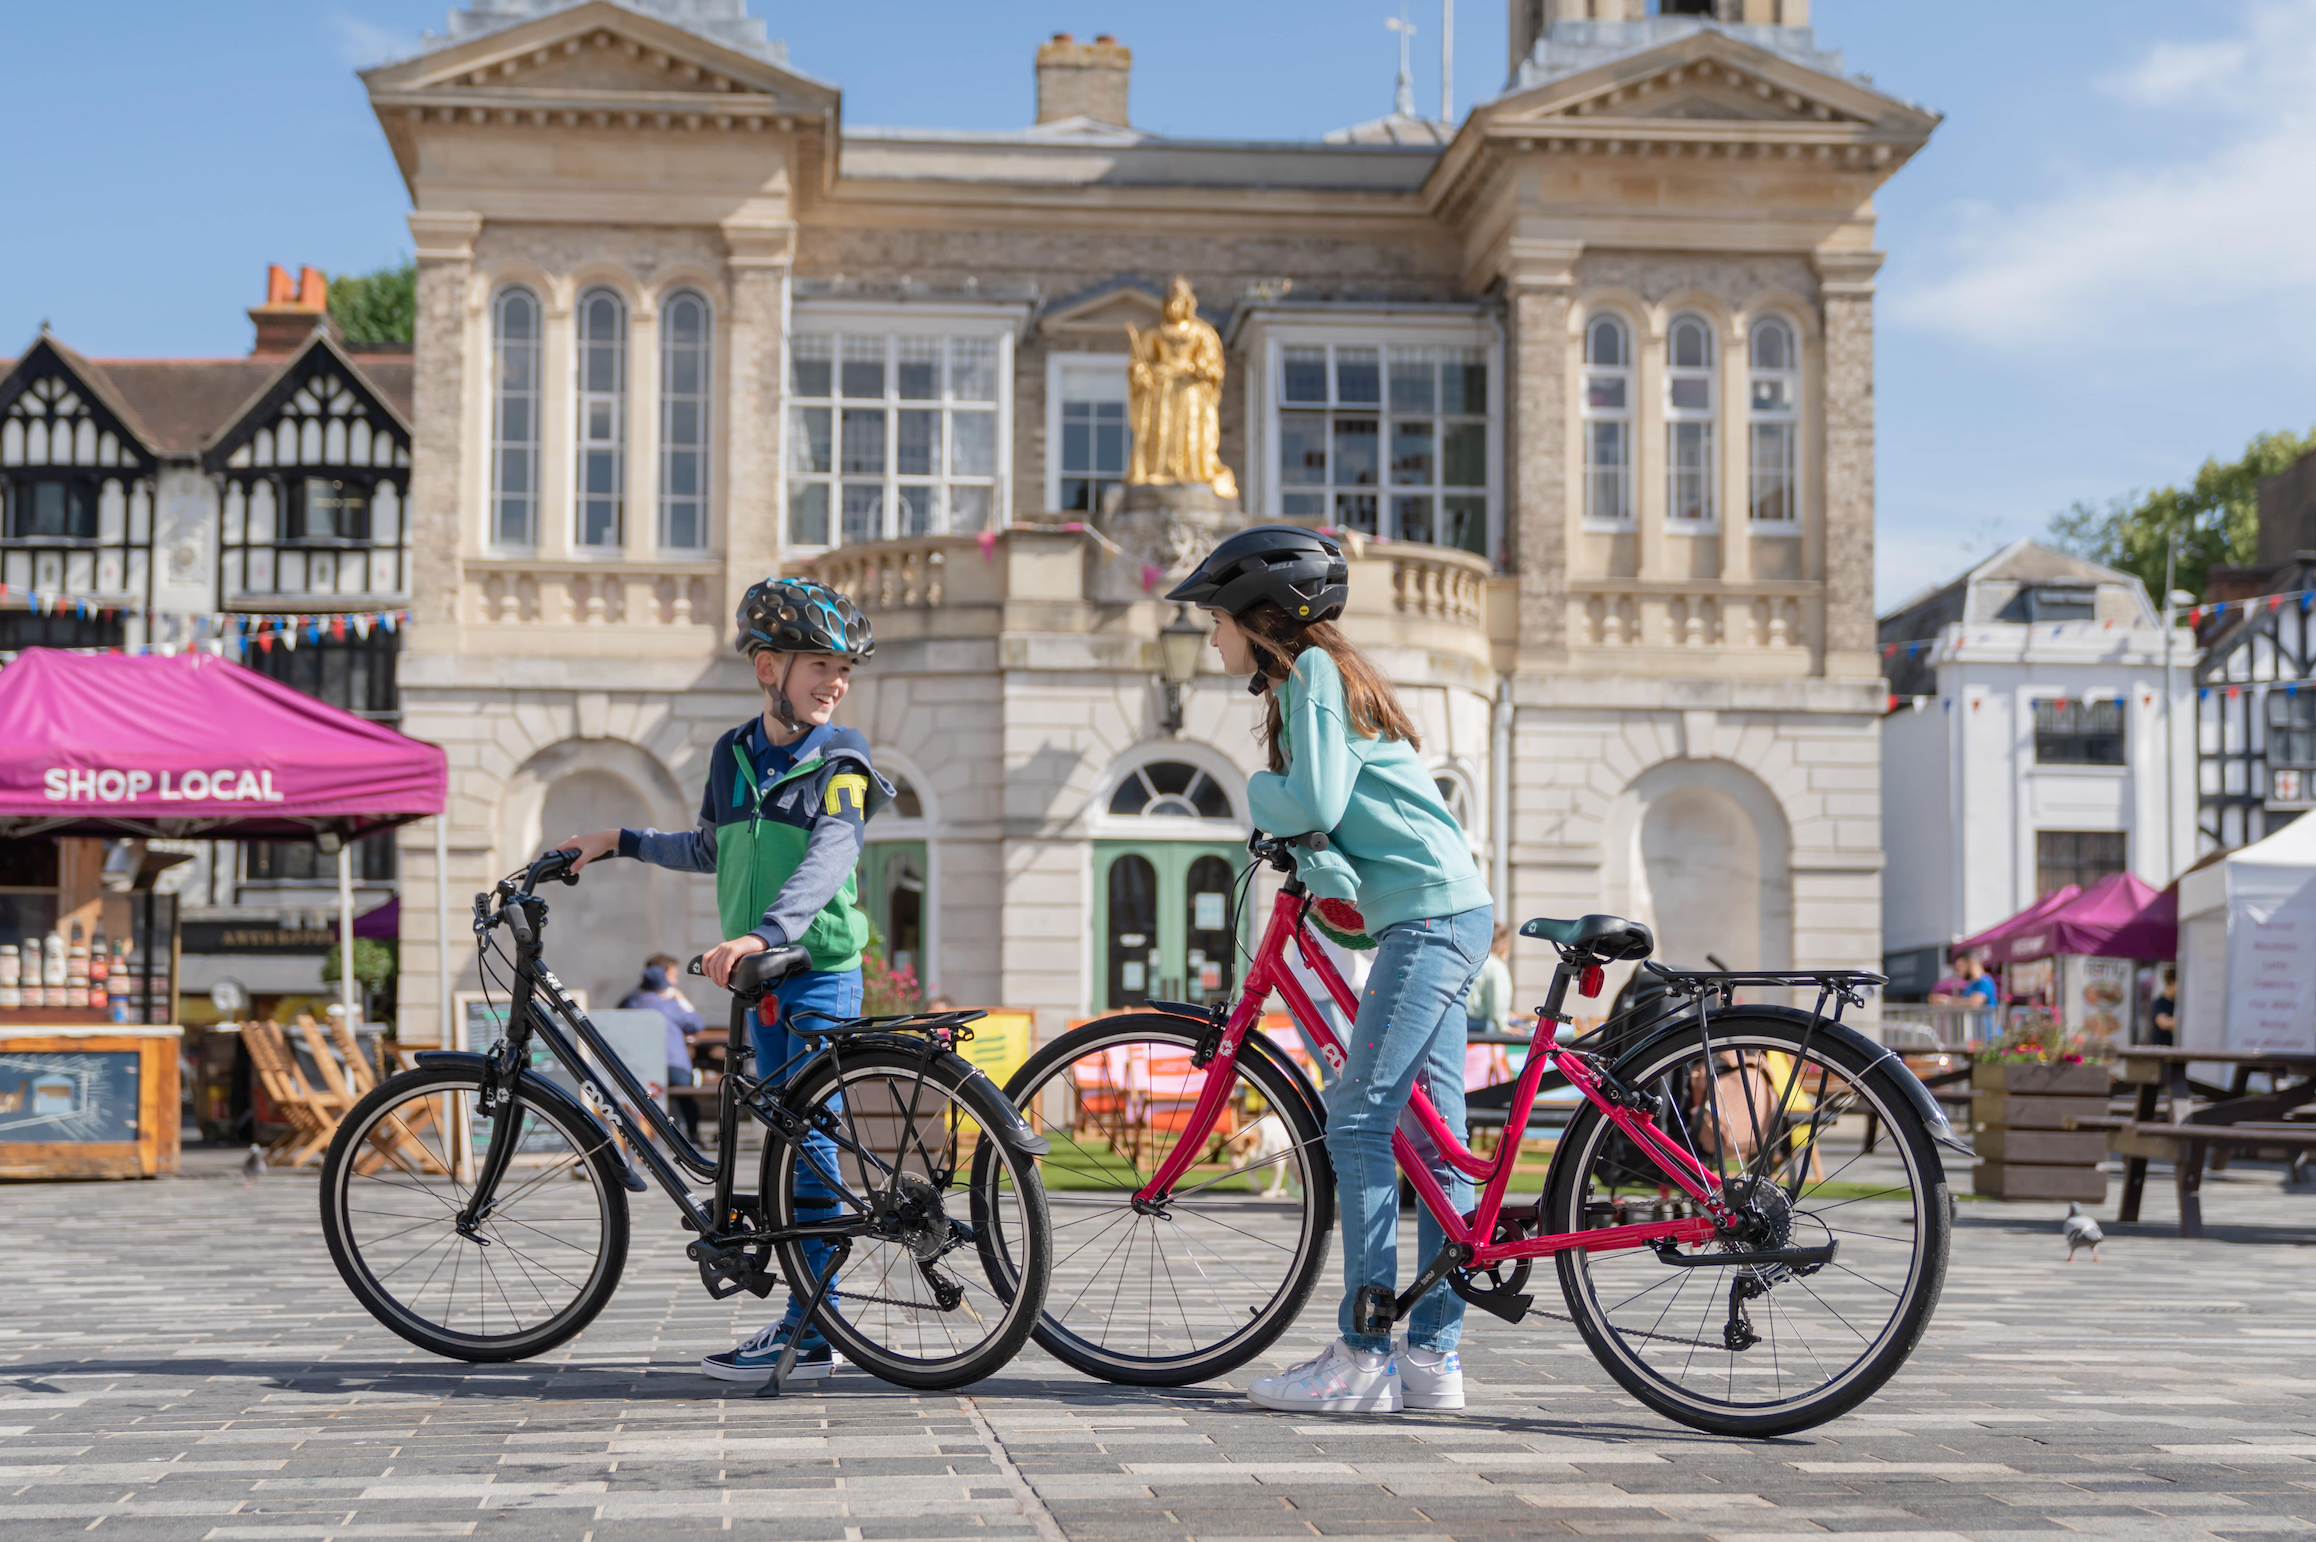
[{"xmin": 735, "ymin": 577, "xmax": 875, "ymax": 662}]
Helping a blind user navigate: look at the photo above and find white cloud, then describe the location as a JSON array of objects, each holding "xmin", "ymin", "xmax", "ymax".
[
  {"xmin": 1892, "ymin": 0, "xmax": 2316, "ymax": 353},
  {"xmin": 330, "ymin": 12, "xmax": 411, "ymax": 70}
]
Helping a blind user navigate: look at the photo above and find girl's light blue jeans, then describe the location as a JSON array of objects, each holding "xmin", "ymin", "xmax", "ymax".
[{"xmin": 1327, "ymin": 904, "xmax": 1493, "ymax": 1354}]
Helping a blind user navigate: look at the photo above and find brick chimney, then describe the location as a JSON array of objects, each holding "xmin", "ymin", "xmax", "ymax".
[
  {"xmin": 1035, "ymin": 33, "xmax": 1130, "ymax": 126},
  {"xmin": 248, "ymin": 263, "xmax": 335, "ymax": 356}
]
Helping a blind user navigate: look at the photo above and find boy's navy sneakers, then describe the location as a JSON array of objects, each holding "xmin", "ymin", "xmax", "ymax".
[{"xmin": 701, "ymin": 1320, "xmax": 836, "ymax": 1383}]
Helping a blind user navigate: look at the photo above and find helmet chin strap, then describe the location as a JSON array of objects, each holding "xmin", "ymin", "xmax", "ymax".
[{"xmin": 769, "ymin": 651, "xmax": 805, "ymax": 734}]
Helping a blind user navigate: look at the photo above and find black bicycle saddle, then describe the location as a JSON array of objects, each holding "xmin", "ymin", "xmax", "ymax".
[
  {"xmin": 1519, "ymin": 914, "xmax": 1655, "ymax": 962},
  {"xmin": 687, "ymin": 944, "xmax": 812, "ymax": 998}
]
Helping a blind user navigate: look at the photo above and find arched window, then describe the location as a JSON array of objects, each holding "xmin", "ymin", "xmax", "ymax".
[
  {"xmin": 1108, "ymin": 761, "xmax": 1233, "ymax": 820},
  {"xmin": 1433, "ymin": 773, "xmax": 1473, "ymax": 832},
  {"xmin": 1665, "ymin": 313, "xmax": 1716, "ymax": 525},
  {"xmin": 491, "ymin": 287, "xmax": 540, "ymax": 546},
  {"xmin": 873, "ymin": 773, "xmax": 924, "ymax": 821},
  {"xmin": 659, "ymin": 290, "xmax": 711, "ymax": 549},
  {"xmin": 575, "ymin": 287, "xmax": 627, "ymax": 548},
  {"xmin": 1748, "ymin": 316, "xmax": 1798, "ymax": 524},
  {"xmin": 1581, "ymin": 313, "xmax": 1632, "ymax": 524}
]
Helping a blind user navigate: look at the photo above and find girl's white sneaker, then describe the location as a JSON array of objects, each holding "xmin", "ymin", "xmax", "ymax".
[
  {"xmin": 1248, "ymin": 1338, "xmax": 1402, "ymax": 1413},
  {"xmin": 1394, "ymin": 1338, "xmax": 1465, "ymax": 1411}
]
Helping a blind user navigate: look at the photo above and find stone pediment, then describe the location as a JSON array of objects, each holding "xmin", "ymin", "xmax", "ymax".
[
  {"xmin": 362, "ymin": 0, "xmax": 837, "ymax": 111},
  {"xmin": 1038, "ymin": 279, "xmax": 1167, "ymax": 339},
  {"xmin": 1477, "ymin": 29, "xmax": 1932, "ymax": 139}
]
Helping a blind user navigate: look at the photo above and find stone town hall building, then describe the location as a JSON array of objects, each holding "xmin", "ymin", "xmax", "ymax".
[{"xmin": 369, "ymin": 0, "xmax": 1934, "ymax": 1040}]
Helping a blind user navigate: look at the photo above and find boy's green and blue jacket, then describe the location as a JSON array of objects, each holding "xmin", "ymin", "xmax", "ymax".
[{"xmin": 616, "ymin": 718, "xmax": 892, "ymax": 974}]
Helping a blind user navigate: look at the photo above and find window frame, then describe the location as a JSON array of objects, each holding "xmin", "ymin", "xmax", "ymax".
[
  {"xmin": 657, "ymin": 288, "xmax": 713, "ymax": 552},
  {"xmin": 1255, "ymin": 321, "xmax": 1501, "ymax": 565},
  {"xmin": 489, "ymin": 285, "xmax": 542, "ymax": 550},
  {"xmin": 573, "ymin": 286, "xmax": 628, "ymax": 551},
  {"xmin": 1044, "ymin": 352, "xmax": 1131, "ymax": 515},
  {"xmin": 2032, "ymin": 695, "xmax": 2128, "ymax": 767},
  {"xmin": 1746, "ymin": 313, "xmax": 1801, "ymax": 530},
  {"xmin": 1580, "ymin": 311, "xmax": 1636, "ymax": 530},
  {"xmin": 2034, "ymin": 828, "xmax": 2127, "ymax": 899},
  {"xmin": 784, "ymin": 304, "xmax": 1017, "ymax": 554},
  {"xmin": 1664, "ymin": 311, "xmax": 1718, "ymax": 531}
]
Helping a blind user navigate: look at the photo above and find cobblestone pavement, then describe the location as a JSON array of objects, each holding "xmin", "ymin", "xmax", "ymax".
[{"xmin": 3, "ymin": 1143, "xmax": 2314, "ymax": 1541}]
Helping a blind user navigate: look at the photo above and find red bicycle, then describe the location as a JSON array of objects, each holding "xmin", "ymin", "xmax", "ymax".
[{"xmin": 997, "ymin": 834, "xmax": 1964, "ymax": 1435}]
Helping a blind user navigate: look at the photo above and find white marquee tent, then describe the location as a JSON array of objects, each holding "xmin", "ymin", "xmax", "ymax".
[{"xmin": 2179, "ymin": 811, "xmax": 2316, "ymax": 1055}]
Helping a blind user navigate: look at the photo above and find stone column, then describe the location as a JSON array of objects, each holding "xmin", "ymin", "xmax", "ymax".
[
  {"xmin": 722, "ymin": 219, "xmax": 794, "ymax": 632},
  {"xmin": 1815, "ymin": 247, "xmax": 1883, "ymax": 679},
  {"xmin": 404, "ymin": 211, "xmax": 482, "ymax": 641},
  {"xmin": 1503, "ymin": 238, "xmax": 1580, "ymax": 666}
]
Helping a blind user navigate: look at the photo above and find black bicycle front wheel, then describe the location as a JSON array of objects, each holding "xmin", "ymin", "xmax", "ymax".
[
  {"xmin": 763, "ymin": 1045, "xmax": 1051, "ymax": 1389},
  {"xmin": 319, "ymin": 1066, "xmax": 630, "ymax": 1363},
  {"xmin": 997, "ymin": 1016, "xmax": 1335, "ymax": 1386},
  {"xmin": 1542, "ymin": 1009, "xmax": 1951, "ymax": 1436}
]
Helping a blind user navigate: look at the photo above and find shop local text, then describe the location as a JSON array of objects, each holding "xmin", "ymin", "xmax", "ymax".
[{"xmin": 42, "ymin": 768, "xmax": 286, "ymax": 803}]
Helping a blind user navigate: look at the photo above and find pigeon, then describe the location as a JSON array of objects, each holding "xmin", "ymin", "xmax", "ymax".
[
  {"xmin": 2062, "ymin": 1202, "xmax": 2103, "ymax": 1263},
  {"xmin": 242, "ymin": 1144, "xmax": 267, "ymax": 1183}
]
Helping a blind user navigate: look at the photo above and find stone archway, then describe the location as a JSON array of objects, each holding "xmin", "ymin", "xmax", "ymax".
[
  {"xmin": 1607, "ymin": 759, "xmax": 1794, "ymax": 975},
  {"xmin": 501, "ymin": 739, "xmax": 698, "ymax": 1013}
]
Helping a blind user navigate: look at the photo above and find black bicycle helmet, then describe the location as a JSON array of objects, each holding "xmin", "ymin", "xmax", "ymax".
[
  {"xmin": 735, "ymin": 577, "xmax": 874, "ymax": 662},
  {"xmin": 1163, "ymin": 524, "xmax": 1349, "ymax": 623}
]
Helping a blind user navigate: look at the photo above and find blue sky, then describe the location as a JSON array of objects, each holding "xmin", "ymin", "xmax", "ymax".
[{"xmin": 4, "ymin": 1, "xmax": 2312, "ymax": 609}]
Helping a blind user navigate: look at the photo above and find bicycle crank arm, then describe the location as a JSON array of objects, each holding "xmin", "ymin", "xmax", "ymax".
[{"xmin": 1650, "ymin": 1241, "xmax": 1837, "ymax": 1271}]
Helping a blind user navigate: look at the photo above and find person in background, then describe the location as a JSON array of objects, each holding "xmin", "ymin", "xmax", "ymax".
[
  {"xmin": 1464, "ymin": 923, "xmax": 1515, "ymax": 1040},
  {"xmin": 620, "ymin": 952, "xmax": 706, "ymax": 1141},
  {"xmin": 1952, "ymin": 952, "xmax": 1998, "ymax": 1040},
  {"xmin": 2150, "ymin": 967, "xmax": 2178, "ymax": 1047}
]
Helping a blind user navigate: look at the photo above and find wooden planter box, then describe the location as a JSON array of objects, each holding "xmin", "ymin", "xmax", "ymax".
[{"xmin": 1970, "ymin": 1061, "xmax": 2109, "ymax": 1202}]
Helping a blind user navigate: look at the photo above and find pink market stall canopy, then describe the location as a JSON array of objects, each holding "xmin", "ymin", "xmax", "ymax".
[
  {"xmin": 1951, "ymin": 883, "xmax": 2080, "ymax": 960},
  {"xmin": 0, "ymin": 648, "xmax": 445, "ymax": 840},
  {"xmin": 1990, "ymin": 872, "xmax": 2177, "ymax": 967}
]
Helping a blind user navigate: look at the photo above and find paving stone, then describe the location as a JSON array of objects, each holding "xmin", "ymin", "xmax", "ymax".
[{"xmin": 3, "ymin": 1147, "xmax": 2315, "ymax": 1540}]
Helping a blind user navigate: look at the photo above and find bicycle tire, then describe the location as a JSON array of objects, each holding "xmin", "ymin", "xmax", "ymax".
[
  {"xmin": 998, "ymin": 1015, "xmax": 1335, "ymax": 1386},
  {"xmin": 1542, "ymin": 1009, "xmax": 1951, "ymax": 1437},
  {"xmin": 762, "ymin": 1044, "xmax": 1051, "ymax": 1389},
  {"xmin": 320, "ymin": 1065, "xmax": 630, "ymax": 1363}
]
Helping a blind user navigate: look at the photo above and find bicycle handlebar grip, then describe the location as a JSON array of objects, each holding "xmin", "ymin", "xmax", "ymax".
[{"xmin": 729, "ymin": 944, "xmax": 812, "ymax": 998}]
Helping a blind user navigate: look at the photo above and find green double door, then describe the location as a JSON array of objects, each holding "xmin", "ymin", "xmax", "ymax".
[{"xmin": 1093, "ymin": 841, "xmax": 1245, "ymax": 1012}]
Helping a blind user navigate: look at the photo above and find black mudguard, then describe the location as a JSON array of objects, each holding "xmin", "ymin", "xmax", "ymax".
[
  {"xmin": 1612, "ymin": 1004, "xmax": 1973, "ymax": 1157},
  {"xmin": 789, "ymin": 1033, "xmax": 1051, "ymax": 1157}
]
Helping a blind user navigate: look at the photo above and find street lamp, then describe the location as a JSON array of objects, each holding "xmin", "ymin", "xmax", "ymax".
[{"xmin": 1157, "ymin": 604, "xmax": 1206, "ymax": 737}]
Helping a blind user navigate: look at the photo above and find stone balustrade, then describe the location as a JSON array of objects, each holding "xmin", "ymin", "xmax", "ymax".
[
  {"xmin": 1571, "ymin": 581, "xmax": 1817, "ymax": 656},
  {"xmin": 465, "ymin": 561, "xmax": 715, "ymax": 629},
  {"xmin": 811, "ymin": 538, "xmax": 957, "ymax": 610},
  {"xmin": 1386, "ymin": 544, "xmax": 1489, "ymax": 628}
]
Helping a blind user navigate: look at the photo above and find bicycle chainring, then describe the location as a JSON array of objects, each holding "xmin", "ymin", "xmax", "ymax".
[{"xmin": 1448, "ymin": 1212, "xmax": 1535, "ymax": 1312}]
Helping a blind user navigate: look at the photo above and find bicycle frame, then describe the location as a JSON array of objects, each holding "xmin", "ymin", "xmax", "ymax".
[{"xmin": 1134, "ymin": 881, "xmax": 1736, "ymax": 1275}]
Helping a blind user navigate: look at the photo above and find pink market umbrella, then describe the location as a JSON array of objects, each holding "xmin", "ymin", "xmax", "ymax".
[
  {"xmin": 0, "ymin": 648, "xmax": 444, "ymax": 839},
  {"xmin": 1950, "ymin": 883, "xmax": 2081, "ymax": 961},
  {"xmin": 1994, "ymin": 871, "xmax": 2177, "ymax": 965}
]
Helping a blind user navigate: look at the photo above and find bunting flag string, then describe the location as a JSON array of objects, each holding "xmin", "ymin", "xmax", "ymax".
[{"xmin": 0, "ymin": 592, "xmax": 411, "ymax": 661}]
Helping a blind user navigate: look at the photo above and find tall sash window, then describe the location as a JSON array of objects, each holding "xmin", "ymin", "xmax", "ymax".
[
  {"xmin": 574, "ymin": 288, "xmax": 627, "ymax": 548},
  {"xmin": 659, "ymin": 291, "xmax": 711, "ymax": 550},
  {"xmin": 491, "ymin": 287, "xmax": 540, "ymax": 546}
]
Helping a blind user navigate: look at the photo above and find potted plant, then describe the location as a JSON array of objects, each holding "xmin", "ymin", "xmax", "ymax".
[{"xmin": 1969, "ymin": 1030, "xmax": 2110, "ymax": 1201}]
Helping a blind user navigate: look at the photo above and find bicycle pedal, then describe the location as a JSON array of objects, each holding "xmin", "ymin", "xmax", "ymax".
[{"xmin": 1351, "ymin": 1283, "xmax": 1399, "ymax": 1336}]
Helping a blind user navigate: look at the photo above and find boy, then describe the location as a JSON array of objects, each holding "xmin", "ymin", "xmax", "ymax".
[{"xmin": 560, "ymin": 576, "xmax": 888, "ymax": 1385}]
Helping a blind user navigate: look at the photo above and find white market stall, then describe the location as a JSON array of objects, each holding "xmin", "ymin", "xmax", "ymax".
[{"xmin": 2179, "ymin": 812, "xmax": 2316, "ymax": 1057}]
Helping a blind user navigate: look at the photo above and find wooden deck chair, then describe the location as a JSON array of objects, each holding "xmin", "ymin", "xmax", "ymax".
[
  {"xmin": 294, "ymin": 1016, "xmax": 360, "ymax": 1104},
  {"xmin": 240, "ymin": 1020, "xmax": 345, "ymax": 1167},
  {"xmin": 324, "ymin": 1015, "xmax": 378, "ymax": 1096}
]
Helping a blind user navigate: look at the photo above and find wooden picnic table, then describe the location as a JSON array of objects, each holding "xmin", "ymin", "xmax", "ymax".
[{"xmin": 2105, "ymin": 1047, "xmax": 2316, "ymax": 1236}]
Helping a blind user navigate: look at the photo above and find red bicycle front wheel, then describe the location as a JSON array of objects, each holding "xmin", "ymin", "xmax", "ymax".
[{"xmin": 1001, "ymin": 1015, "xmax": 1335, "ymax": 1385}]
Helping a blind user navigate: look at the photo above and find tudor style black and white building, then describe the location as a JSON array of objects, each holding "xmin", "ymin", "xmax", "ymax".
[{"xmin": 0, "ymin": 267, "xmax": 416, "ymax": 1010}]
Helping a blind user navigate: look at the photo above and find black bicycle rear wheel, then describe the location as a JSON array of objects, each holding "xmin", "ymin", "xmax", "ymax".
[
  {"xmin": 320, "ymin": 1066, "xmax": 629, "ymax": 1362},
  {"xmin": 1542, "ymin": 1009, "xmax": 1950, "ymax": 1436},
  {"xmin": 763, "ymin": 1044, "xmax": 1051, "ymax": 1389}
]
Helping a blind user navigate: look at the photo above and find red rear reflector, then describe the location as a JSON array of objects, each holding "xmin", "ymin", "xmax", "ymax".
[{"xmin": 1579, "ymin": 965, "xmax": 1604, "ymax": 998}]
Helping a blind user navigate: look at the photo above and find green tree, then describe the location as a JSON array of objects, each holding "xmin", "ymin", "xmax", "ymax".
[
  {"xmin": 322, "ymin": 938, "xmax": 398, "ymax": 992},
  {"xmin": 327, "ymin": 261, "xmax": 417, "ymax": 344},
  {"xmin": 2046, "ymin": 426, "xmax": 2316, "ymax": 602}
]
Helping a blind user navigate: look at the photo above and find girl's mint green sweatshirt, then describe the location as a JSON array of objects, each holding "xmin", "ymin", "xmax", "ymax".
[{"xmin": 1246, "ymin": 648, "xmax": 1493, "ymax": 932}]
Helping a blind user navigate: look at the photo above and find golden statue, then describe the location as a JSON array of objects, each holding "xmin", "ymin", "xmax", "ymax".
[{"xmin": 1126, "ymin": 276, "xmax": 1238, "ymax": 500}]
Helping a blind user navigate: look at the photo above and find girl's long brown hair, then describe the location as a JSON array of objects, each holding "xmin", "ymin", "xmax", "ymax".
[{"xmin": 1240, "ymin": 602, "xmax": 1421, "ymax": 773}]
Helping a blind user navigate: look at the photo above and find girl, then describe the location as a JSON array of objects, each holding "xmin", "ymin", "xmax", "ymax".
[{"xmin": 1167, "ymin": 526, "xmax": 1495, "ymax": 1416}]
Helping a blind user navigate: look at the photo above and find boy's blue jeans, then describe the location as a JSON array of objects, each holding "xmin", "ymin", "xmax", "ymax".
[
  {"xmin": 1328, "ymin": 906, "xmax": 1493, "ymax": 1354},
  {"xmin": 751, "ymin": 965, "xmax": 862, "ymax": 1347}
]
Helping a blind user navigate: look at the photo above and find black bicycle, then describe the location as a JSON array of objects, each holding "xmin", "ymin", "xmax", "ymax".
[{"xmin": 318, "ymin": 849, "xmax": 1054, "ymax": 1394}]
